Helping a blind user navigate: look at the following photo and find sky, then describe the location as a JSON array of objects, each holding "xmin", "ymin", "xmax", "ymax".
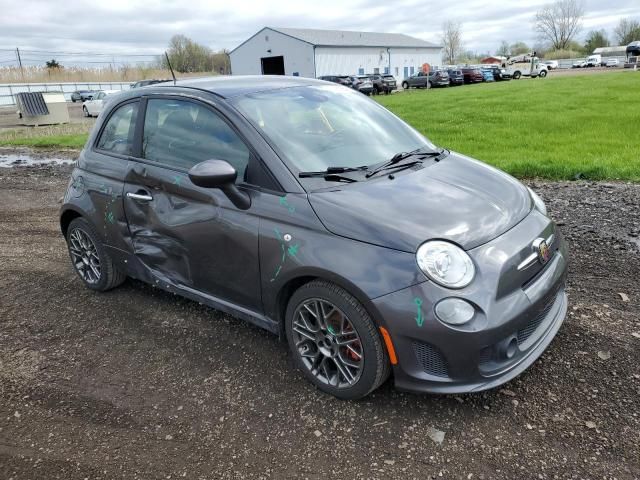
[{"xmin": 0, "ymin": 0, "xmax": 638, "ymax": 66}]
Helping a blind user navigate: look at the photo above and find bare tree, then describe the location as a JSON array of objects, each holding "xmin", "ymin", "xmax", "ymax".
[
  {"xmin": 614, "ymin": 18, "xmax": 640, "ymax": 45},
  {"xmin": 442, "ymin": 21, "xmax": 463, "ymax": 65},
  {"xmin": 495, "ymin": 40, "xmax": 510, "ymax": 57},
  {"xmin": 535, "ymin": 0, "xmax": 585, "ymax": 50}
]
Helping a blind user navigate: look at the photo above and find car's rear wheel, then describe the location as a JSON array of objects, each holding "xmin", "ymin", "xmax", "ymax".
[
  {"xmin": 513, "ymin": 71, "xmax": 521, "ymax": 80},
  {"xmin": 285, "ymin": 280, "xmax": 390, "ymax": 400},
  {"xmin": 82, "ymin": 106, "xmax": 89, "ymax": 117},
  {"xmin": 66, "ymin": 218, "xmax": 126, "ymax": 291}
]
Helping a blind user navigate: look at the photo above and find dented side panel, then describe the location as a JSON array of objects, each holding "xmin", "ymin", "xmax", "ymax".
[{"xmin": 123, "ymin": 162, "xmax": 262, "ymax": 312}]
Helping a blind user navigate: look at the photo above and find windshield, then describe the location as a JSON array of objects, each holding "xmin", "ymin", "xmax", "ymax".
[{"xmin": 232, "ymin": 85, "xmax": 436, "ymax": 175}]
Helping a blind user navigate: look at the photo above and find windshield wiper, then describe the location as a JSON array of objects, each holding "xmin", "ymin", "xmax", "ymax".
[
  {"xmin": 299, "ymin": 165, "xmax": 368, "ymax": 182},
  {"xmin": 365, "ymin": 148, "xmax": 446, "ymax": 178}
]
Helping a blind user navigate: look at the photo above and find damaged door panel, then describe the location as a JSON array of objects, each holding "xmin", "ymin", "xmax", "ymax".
[{"xmin": 123, "ymin": 162, "xmax": 261, "ymax": 311}]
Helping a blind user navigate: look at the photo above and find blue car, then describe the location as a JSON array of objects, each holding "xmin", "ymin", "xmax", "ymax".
[{"xmin": 481, "ymin": 69, "xmax": 495, "ymax": 82}]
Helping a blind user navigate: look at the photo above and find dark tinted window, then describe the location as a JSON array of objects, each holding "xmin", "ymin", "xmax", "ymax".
[
  {"xmin": 96, "ymin": 101, "xmax": 139, "ymax": 155},
  {"xmin": 142, "ymin": 98, "xmax": 250, "ymax": 181}
]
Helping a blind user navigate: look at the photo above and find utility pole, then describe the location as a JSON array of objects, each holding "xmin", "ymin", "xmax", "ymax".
[{"xmin": 16, "ymin": 47, "xmax": 25, "ymax": 83}]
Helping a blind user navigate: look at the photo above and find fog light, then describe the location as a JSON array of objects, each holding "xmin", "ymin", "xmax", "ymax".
[{"xmin": 435, "ymin": 298, "xmax": 475, "ymax": 325}]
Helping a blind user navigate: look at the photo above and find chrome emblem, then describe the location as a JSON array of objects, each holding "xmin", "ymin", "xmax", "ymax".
[{"xmin": 533, "ymin": 238, "xmax": 552, "ymax": 265}]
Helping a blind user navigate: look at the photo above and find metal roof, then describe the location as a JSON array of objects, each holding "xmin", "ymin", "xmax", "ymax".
[
  {"xmin": 593, "ymin": 46, "xmax": 627, "ymax": 54},
  {"xmin": 230, "ymin": 27, "xmax": 441, "ymax": 52}
]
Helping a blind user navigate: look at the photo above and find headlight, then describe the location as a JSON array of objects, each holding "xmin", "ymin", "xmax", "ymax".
[
  {"xmin": 527, "ymin": 187, "xmax": 547, "ymax": 216},
  {"xmin": 416, "ymin": 240, "xmax": 475, "ymax": 288}
]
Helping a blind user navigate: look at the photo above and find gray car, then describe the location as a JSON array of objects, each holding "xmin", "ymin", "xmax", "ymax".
[{"xmin": 59, "ymin": 76, "xmax": 568, "ymax": 399}]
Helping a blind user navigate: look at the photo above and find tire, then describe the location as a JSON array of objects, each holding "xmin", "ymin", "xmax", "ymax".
[
  {"xmin": 513, "ymin": 71, "xmax": 521, "ymax": 80},
  {"xmin": 402, "ymin": 81, "xmax": 409, "ymax": 90},
  {"xmin": 372, "ymin": 85, "xmax": 379, "ymax": 95},
  {"xmin": 66, "ymin": 217, "xmax": 126, "ymax": 292},
  {"xmin": 83, "ymin": 106, "xmax": 89, "ymax": 117},
  {"xmin": 285, "ymin": 280, "xmax": 390, "ymax": 400},
  {"xmin": 539, "ymin": 70, "xmax": 547, "ymax": 78}
]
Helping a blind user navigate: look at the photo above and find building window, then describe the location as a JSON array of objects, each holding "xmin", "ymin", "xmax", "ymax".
[
  {"xmin": 373, "ymin": 68, "xmax": 380, "ymax": 74},
  {"xmin": 404, "ymin": 66, "xmax": 409, "ymax": 78},
  {"xmin": 410, "ymin": 66, "xmax": 415, "ymax": 75},
  {"xmin": 358, "ymin": 68, "xmax": 364, "ymax": 75},
  {"xmin": 384, "ymin": 67, "xmax": 389, "ymax": 74}
]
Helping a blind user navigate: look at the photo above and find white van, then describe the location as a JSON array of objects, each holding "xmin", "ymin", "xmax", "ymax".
[{"xmin": 585, "ymin": 54, "xmax": 602, "ymax": 67}]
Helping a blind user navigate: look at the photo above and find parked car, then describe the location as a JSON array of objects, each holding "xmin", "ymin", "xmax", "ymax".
[
  {"xmin": 71, "ymin": 90, "xmax": 96, "ymax": 102},
  {"xmin": 605, "ymin": 58, "xmax": 620, "ymax": 67},
  {"xmin": 368, "ymin": 74, "xmax": 396, "ymax": 94},
  {"xmin": 481, "ymin": 69, "xmax": 495, "ymax": 82},
  {"xmin": 572, "ymin": 60, "xmax": 586, "ymax": 68},
  {"xmin": 130, "ymin": 79, "xmax": 170, "ymax": 88},
  {"xmin": 482, "ymin": 65, "xmax": 511, "ymax": 81},
  {"xmin": 460, "ymin": 68, "xmax": 484, "ymax": 84},
  {"xmin": 82, "ymin": 90, "xmax": 120, "ymax": 117},
  {"xmin": 402, "ymin": 70, "xmax": 449, "ymax": 89},
  {"xmin": 543, "ymin": 60, "xmax": 558, "ymax": 70},
  {"xmin": 446, "ymin": 69, "xmax": 464, "ymax": 86},
  {"xmin": 318, "ymin": 75, "xmax": 351, "ymax": 87},
  {"xmin": 60, "ymin": 76, "xmax": 568, "ymax": 400},
  {"xmin": 350, "ymin": 76, "xmax": 374, "ymax": 95}
]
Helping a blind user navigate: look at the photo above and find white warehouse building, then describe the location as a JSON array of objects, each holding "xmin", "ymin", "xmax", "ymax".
[{"xmin": 229, "ymin": 27, "xmax": 443, "ymax": 82}]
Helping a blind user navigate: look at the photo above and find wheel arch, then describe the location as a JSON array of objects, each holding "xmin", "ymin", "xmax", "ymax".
[
  {"xmin": 60, "ymin": 206, "xmax": 89, "ymax": 237},
  {"xmin": 273, "ymin": 268, "xmax": 385, "ymax": 336}
]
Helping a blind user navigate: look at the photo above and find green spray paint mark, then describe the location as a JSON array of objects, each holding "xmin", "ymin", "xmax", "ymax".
[
  {"xmin": 327, "ymin": 325, "xmax": 336, "ymax": 335},
  {"xmin": 172, "ymin": 175, "xmax": 182, "ymax": 186},
  {"xmin": 414, "ymin": 297, "xmax": 424, "ymax": 327},
  {"xmin": 279, "ymin": 196, "xmax": 295, "ymax": 214},
  {"xmin": 105, "ymin": 211, "xmax": 115, "ymax": 224},
  {"xmin": 287, "ymin": 244, "xmax": 299, "ymax": 258},
  {"xmin": 271, "ymin": 228, "xmax": 300, "ymax": 282}
]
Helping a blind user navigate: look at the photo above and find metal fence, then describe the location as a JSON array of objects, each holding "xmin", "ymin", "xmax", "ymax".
[{"xmin": 0, "ymin": 82, "xmax": 131, "ymax": 106}]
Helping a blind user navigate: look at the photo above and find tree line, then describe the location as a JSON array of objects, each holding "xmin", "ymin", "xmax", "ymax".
[{"xmin": 442, "ymin": 0, "xmax": 640, "ymax": 64}]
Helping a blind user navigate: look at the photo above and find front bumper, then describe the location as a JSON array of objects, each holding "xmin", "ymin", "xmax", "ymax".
[{"xmin": 373, "ymin": 211, "xmax": 569, "ymax": 394}]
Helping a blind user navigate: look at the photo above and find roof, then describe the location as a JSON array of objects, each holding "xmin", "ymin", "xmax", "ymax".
[
  {"xmin": 232, "ymin": 27, "xmax": 441, "ymax": 52},
  {"xmin": 593, "ymin": 46, "xmax": 627, "ymax": 54},
  {"xmin": 156, "ymin": 75, "xmax": 327, "ymax": 98}
]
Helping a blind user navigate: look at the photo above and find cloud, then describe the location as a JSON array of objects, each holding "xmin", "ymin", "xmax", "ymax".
[{"xmin": 0, "ymin": 0, "xmax": 637, "ymax": 65}]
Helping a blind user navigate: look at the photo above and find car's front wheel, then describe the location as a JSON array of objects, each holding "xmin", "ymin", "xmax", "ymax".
[
  {"xmin": 402, "ymin": 81, "xmax": 409, "ymax": 89},
  {"xmin": 82, "ymin": 106, "xmax": 90, "ymax": 117},
  {"xmin": 66, "ymin": 217, "xmax": 126, "ymax": 291},
  {"xmin": 285, "ymin": 280, "xmax": 390, "ymax": 399},
  {"xmin": 539, "ymin": 70, "xmax": 547, "ymax": 78}
]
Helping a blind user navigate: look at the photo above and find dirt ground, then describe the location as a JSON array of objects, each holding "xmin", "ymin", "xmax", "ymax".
[{"xmin": 0, "ymin": 149, "xmax": 638, "ymax": 480}]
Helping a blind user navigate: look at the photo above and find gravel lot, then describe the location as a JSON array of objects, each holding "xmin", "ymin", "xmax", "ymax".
[{"xmin": 1, "ymin": 149, "xmax": 638, "ymax": 479}]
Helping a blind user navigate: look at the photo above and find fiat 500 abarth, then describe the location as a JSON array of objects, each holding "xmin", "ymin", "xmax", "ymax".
[{"xmin": 60, "ymin": 76, "xmax": 568, "ymax": 399}]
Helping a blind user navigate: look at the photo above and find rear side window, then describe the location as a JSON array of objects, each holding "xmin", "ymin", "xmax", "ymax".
[
  {"xmin": 142, "ymin": 98, "xmax": 250, "ymax": 181},
  {"xmin": 96, "ymin": 101, "xmax": 139, "ymax": 155}
]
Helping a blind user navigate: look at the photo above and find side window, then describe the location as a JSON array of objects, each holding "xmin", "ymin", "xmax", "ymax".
[
  {"xmin": 142, "ymin": 98, "xmax": 250, "ymax": 182},
  {"xmin": 96, "ymin": 101, "xmax": 139, "ymax": 156}
]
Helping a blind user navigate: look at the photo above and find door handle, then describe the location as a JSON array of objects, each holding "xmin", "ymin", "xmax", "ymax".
[{"xmin": 126, "ymin": 192, "xmax": 153, "ymax": 202}]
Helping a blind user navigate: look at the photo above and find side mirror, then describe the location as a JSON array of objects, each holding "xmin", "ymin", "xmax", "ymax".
[{"xmin": 188, "ymin": 160, "xmax": 251, "ymax": 210}]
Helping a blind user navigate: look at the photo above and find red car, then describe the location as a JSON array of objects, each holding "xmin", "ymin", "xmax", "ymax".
[{"xmin": 460, "ymin": 68, "xmax": 483, "ymax": 84}]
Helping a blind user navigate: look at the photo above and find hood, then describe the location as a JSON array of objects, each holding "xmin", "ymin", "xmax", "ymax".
[{"xmin": 308, "ymin": 152, "xmax": 532, "ymax": 252}]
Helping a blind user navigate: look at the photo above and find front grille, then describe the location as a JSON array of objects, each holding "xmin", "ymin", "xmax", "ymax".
[
  {"xmin": 517, "ymin": 293, "xmax": 557, "ymax": 345},
  {"xmin": 413, "ymin": 341, "xmax": 449, "ymax": 378}
]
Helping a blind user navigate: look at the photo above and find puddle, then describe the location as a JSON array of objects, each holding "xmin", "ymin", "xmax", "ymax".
[{"xmin": 0, "ymin": 153, "xmax": 75, "ymax": 168}]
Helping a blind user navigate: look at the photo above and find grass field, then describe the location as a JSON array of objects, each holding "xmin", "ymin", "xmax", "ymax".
[
  {"xmin": 376, "ymin": 72, "xmax": 639, "ymax": 181},
  {"xmin": 1, "ymin": 72, "xmax": 638, "ymax": 180}
]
